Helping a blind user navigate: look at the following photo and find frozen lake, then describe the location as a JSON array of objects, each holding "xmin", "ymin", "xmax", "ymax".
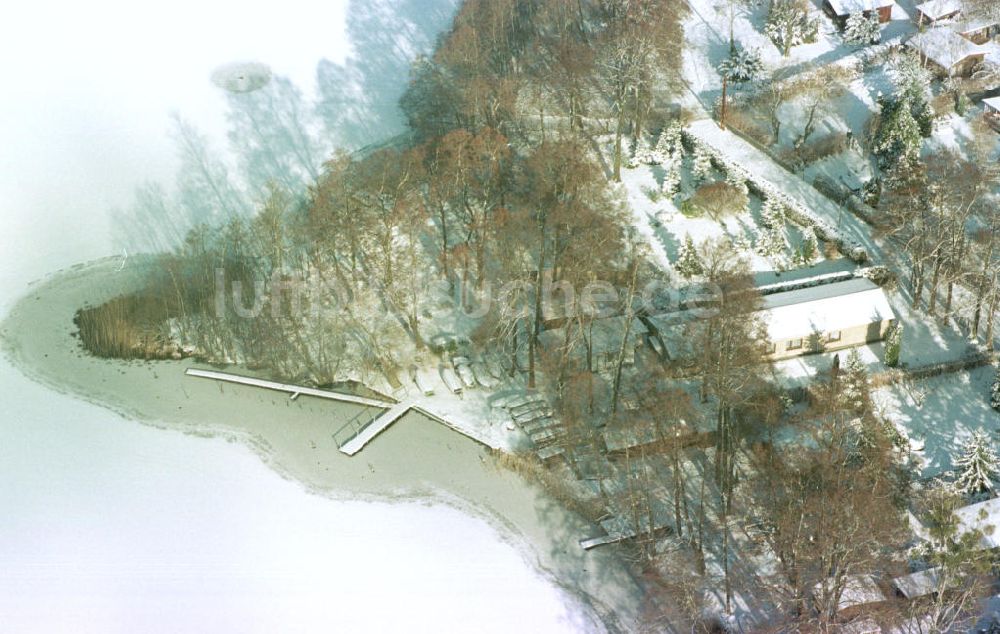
[{"xmin": 0, "ymin": 1, "xmax": 598, "ymax": 631}]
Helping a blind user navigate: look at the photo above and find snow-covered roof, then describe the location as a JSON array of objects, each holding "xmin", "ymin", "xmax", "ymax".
[
  {"xmin": 954, "ymin": 496, "xmax": 1000, "ymax": 550},
  {"xmin": 757, "ymin": 278, "xmax": 894, "ymax": 343},
  {"xmin": 893, "ymin": 567, "xmax": 943, "ymax": 599},
  {"xmin": 984, "ymin": 96, "xmax": 1000, "ymax": 112},
  {"xmin": 907, "ymin": 27, "xmax": 985, "ymax": 71},
  {"xmin": 826, "ymin": 0, "xmax": 893, "ymax": 16},
  {"xmin": 915, "ymin": 0, "xmax": 961, "ymax": 22},
  {"xmin": 813, "ymin": 575, "xmax": 886, "ymax": 612},
  {"xmin": 956, "ymin": 16, "xmax": 1000, "ymax": 35}
]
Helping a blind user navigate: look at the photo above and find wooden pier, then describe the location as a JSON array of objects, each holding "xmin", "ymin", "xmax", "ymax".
[
  {"xmin": 339, "ymin": 401, "xmax": 413, "ymax": 455},
  {"xmin": 185, "ymin": 367, "xmax": 500, "ymax": 456},
  {"xmin": 184, "ymin": 368, "xmax": 395, "ymax": 408}
]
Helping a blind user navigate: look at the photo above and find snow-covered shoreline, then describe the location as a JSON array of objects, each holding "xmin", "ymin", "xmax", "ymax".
[{"xmin": 1, "ymin": 257, "xmax": 645, "ymax": 633}]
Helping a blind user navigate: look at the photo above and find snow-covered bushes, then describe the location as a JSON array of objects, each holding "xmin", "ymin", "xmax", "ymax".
[
  {"xmin": 857, "ymin": 265, "xmax": 898, "ymax": 290},
  {"xmin": 682, "ymin": 129, "xmax": 869, "ymax": 263}
]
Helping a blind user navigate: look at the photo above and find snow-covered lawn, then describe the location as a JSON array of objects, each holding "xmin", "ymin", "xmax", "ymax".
[{"xmin": 875, "ymin": 365, "xmax": 1000, "ymax": 477}]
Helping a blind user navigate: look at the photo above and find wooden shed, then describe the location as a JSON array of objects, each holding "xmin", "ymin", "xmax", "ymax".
[
  {"xmin": 914, "ymin": 0, "xmax": 961, "ymax": 26},
  {"xmin": 957, "ymin": 18, "xmax": 1000, "ymax": 45},
  {"xmin": 823, "ymin": 0, "xmax": 894, "ymax": 28},
  {"xmin": 907, "ymin": 27, "xmax": 986, "ymax": 77}
]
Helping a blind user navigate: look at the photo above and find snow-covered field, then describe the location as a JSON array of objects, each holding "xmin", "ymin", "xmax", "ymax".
[{"xmin": 0, "ymin": 1, "xmax": 618, "ymax": 632}]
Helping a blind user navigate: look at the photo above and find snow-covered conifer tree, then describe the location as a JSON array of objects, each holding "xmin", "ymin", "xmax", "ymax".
[
  {"xmin": 627, "ymin": 135, "xmax": 652, "ymax": 168},
  {"xmin": 891, "ymin": 53, "xmax": 934, "ymax": 137},
  {"xmin": 676, "ymin": 234, "xmax": 703, "ymax": 279},
  {"xmin": 953, "ymin": 429, "xmax": 1000, "ymax": 496},
  {"xmin": 800, "ymin": 226, "xmax": 819, "ymax": 265},
  {"xmin": 652, "ymin": 121, "xmax": 684, "ymax": 164},
  {"xmin": 914, "ymin": 98, "xmax": 935, "ymax": 137},
  {"xmin": 756, "ymin": 225, "xmax": 788, "ymax": 260},
  {"xmin": 884, "ymin": 322, "xmax": 903, "ymax": 368},
  {"xmin": 661, "ymin": 153, "xmax": 681, "ymax": 196},
  {"xmin": 719, "ymin": 46, "xmax": 765, "ymax": 84},
  {"xmin": 893, "ymin": 53, "xmax": 932, "ymax": 108},
  {"xmin": 733, "ymin": 234, "xmax": 754, "ymax": 255},
  {"xmin": 844, "ymin": 11, "xmax": 881, "ymax": 46},
  {"xmin": 873, "ymin": 96, "xmax": 922, "ymax": 168},
  {"xmin": 761, "ymin": 197, "xmax": 787, "ymax": 229},
  {"xmin": 841, "ymin": 349, "xmax": 870, "ymax": 413},
  {"xmin": 691, "ymin": 144, "xmax": 714, "ymax": 182}
]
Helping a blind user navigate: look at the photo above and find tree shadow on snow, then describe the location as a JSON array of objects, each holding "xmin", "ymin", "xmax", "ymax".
[{"xmin": 315, "ymin": 0, "xmax": 460, "ymax": 150}]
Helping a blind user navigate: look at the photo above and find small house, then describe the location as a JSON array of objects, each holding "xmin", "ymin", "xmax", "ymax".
[
  {"xmin": 984, "ymin": 96, "xmax": 1000, "ymax": 116},
  {"xmin": 893, "ymin": 567, "xmax": 944, "ymax": 600},
  {"xmin": 823, "ymin": 0, "xmax": 894, "ymax": 28},
  {"xmin": 953, "ymin": 496, "xmax": 1000, "ymax": 550},
  {"xmin": 758, "ymin": 278, "xmax": 895, "ymax": 360},
  {"xmin": 956, "ymin": 17, "xmax": 1000, "ymax": 44},
  {"xmin": 984, "ymin": 96, "xmax": 1000, "ymax": 130},
  {"xmin": 910, "ymin": 496, "xmax": 1000, "ymax": 552},
  {"xmin": 907, "ymin": 27, "xmax": 986, "ymax": 77},
  {"xmin": 914, "ymin": 0, "xmax": 961, "ymax": 25}
]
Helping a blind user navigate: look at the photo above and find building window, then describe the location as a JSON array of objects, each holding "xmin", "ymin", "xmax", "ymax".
[
  {"xmin": 828, "ymin": 331, "xmax": 842, "ymax": 342},
  {"xmin": 766, "ymin": 342, "xmax": 776, "ymax": 354},
  {"xmin": 786, "ymin": 339, "xmax": 803, "ymax": 351}
]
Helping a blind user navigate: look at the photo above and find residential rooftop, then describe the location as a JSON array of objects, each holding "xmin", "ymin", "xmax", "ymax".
[
  {"xmin": 915, "ymin": 0, "xmax": 961, "ymax": 22},
  {"xmin": 826, "ymin": 0, "xmax": 893, "ymax": 15},
  {"xmin": 758, "ymin": 277, "xmax": 894, "ymax": 342},
  {"xmin": 906, "ymin": 27, "xmax": 984, "ymax": 71}
]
